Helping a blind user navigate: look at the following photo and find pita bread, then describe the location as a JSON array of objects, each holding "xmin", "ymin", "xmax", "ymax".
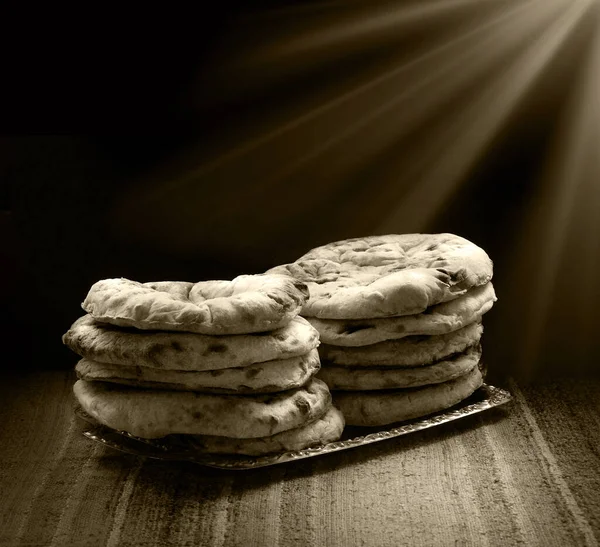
[
  {"xmin": 319, "ymin": 322, "xmax": 482, "ymax": 366},
  {"xmin": 73, "ymin": 377, "xmax": 332, "ymax": 439},
  {"xmin": 183, "ymin": 406, "xmax": 344, "ymax": 456},
  {"xmin": 268, "ymin": 233, "xmax": 493, "ymax": 319},
  {"xmin": 75, "ymin": 349, "xmax": 321, "ymax": 394},
  {"xmin": 332, "ymin": 366, "xmax": 483, "ymax": 426},
  {"xmin": 307, "ymin": 283, "xmax": 496, "ymax": 346},
  {"xmin": 63, "ymin": 315, "xmax": 319, "ymax": 371},
  {"xmin": 82, "ymin": 274, "xmax": 309, "ymax": 334},
  {"xmin": 317, "ymin": 345, "xmax": 481, "ymax": 390}
]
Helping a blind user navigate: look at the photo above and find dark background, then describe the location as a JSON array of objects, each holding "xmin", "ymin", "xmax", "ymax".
[{"xmin": 3, "ymin": 0, "xmax": 599, "ymax": 381}]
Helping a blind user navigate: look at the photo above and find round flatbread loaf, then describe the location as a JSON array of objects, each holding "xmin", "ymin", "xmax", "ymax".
[
  {"xmin": 319, "ymin": 322, "xmax": 482, "ymax": 366},
  {"xmin": 317, "ymin": 345, "xmax": 481, "ymax": 390},
  {"xmin": 82, "ymin": 274, "xmax": 309, "ymax": 334},
  {"xmin": 332, "ymin": 366, "xmax": 484, "ymax": 426},
  {"xmin": 75, "ymin": 349, "xmax": 321, "ymax": 394},
  {"xmin": 268, "ymin": 233, "xmax": 493, "ymax": 319},
  {"xmin": 308, "ymin": 283, "xmax": 496, "ymax": 346},
  {"xmin": 183, "ymin": 406, "xmax": 345, "ymax": 456},
  {"xmin": 73, "ymin": 377, "xmax": 332, "ymax": 439},
  {"xmin": 63, "ymin": 315, "xmax": 319, "ymax": 371}
]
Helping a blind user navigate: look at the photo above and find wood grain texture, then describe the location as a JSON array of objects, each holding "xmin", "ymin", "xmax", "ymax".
[{"xmin": 1, "ymin": 370, "xmax": 599, "ymax": 547}]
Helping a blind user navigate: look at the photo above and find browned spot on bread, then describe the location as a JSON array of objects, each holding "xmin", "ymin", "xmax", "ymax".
[
  {"xmin": 268, "ymin": 415, "xmax": 279, "ymax": 432},
  {"xmin": 259, "ymin": 393, "xmax": 279, "ymax": 404},
  {"xmin": 314, "ymin": 276, "xmax": 338, "ymax": 285},
  {"xmin": 343, "ymin": 323, "xmax": 372, "ymax": 335},
  {"xmin": 357, "ymin": 402, "xmax": 370, "ymax": 420},
  {"xmin": 292, "ymin": 280, "xmax": 310, "ymax": 300},
  {"xmin": 294, "ymin": 397, "xmax": 311, "ymax": 415},
  {"xmin": 237, "ymin": 305, "xmax": 258, "ymax": 325},
  {"xmin": 146, "ymin": 344, "xmax": 164, "ymax": 365},
  {"xmin": 270, "ymin": 293, "xmax": 286, "ymax": 307},
  {"xmin": 274, "ymin": 333, "xmax": 288, "ymax": 342},
  {"xmin": 171, "ymin": 341, "xmax": 183, "ymax": 352},
  {"xmin": 435, "ymin": 268, "xmax": 451, "ymax": 282},
  {"xmin": 206, "ymin": 343, "xmax": 228, "ymax": 354},
  {"xmin": 408, "ymin": 334, "xmax": 430, "ymax": 343},
  {"xmin": 386, "ymin": 265, "xmax": 408, "ymax": 273},
  {"xmin": 436, "ymin": 267, "xmax": 463, "ymax": 283},
  {"xmin": 120, "ymin": 350, "xmax": 134, "ymax": 360},
  {"xmin": 209, "ymin": 369, "xmax": 226, "ymax": 377},
  {"xmin": 245, "ymin": 367, "xmax": 262, "ymax": 379}
]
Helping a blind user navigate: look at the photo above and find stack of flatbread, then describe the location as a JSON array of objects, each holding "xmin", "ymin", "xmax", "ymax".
[
  {"xmin": 268, "ymin": 233, "xmax": 496, "ymax": 427},
  {"xmin": 62, "ymin": 275, "xmax": 345, "ymax": 456}
]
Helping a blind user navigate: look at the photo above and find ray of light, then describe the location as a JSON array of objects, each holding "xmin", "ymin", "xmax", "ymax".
[
  {"xmin": 374, "ymin": 0, "xmax": 595, "ymax": 235},
  {"xmin": 239, "ymin": 0, "xmax": 517, "ymax": 68},
  {"xmin": 114, "ymin": 0, "xmax": 567, "ymax": 226},
  {"xmin": 238, "ymin": 0, "xmax": 564, "ymax": 202},
  {"xmin": 205, "ymin": 0, "xmax": 534, "ymax": 113},
  {"xmin": 240, "ymin": 0, "xmax": 568, "ymax": 201},
  {"xmin": 186, "ymin": 0, "xmax": 562, "ymax": 182},
  {"xmin": 510, "ymin": 2, "xmax": 600, "ymax": 374}
]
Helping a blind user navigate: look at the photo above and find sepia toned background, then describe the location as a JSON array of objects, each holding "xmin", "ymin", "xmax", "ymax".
[{"xmin": 3, "ymin": 0, "xmax": 600, "ymax": 381}]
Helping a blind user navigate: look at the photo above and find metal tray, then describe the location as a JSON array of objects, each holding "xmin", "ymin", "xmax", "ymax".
[{"xmin": 77, "ymin": 383, "xmax": 511, "ymax": 470}]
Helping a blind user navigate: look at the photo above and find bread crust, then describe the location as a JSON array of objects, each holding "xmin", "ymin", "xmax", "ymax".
[
  {"xmin": 317, "ymin": 346, "xmax": 481, "ymax": 390},
  {"xmin": 184, "ymin": 406, "xmax": 345, "ymax": 456},
  {"xmin": 319, "ymin": 322, "xmax": 482, "ymax": 366},
  {"xmin": 268, "ymin": 233, "xmax": 493, "ymax": 319},
  {"xmin": 63, "ymin": 314, "xmax": 319, "ymax": 370},
  {"xmin": 308, "ymin": 283, "xmax": 496, "ymax": 346},
  {"xmin": 73, "ymin": 377, "xmax": 332, "ymax": 439},
  {"xmin": 333, "ymin": 366, "xmax": 484, "ymax": 426},
  {"xmin": 81, "ymin": 274, "xmax": 309, "ymax": 334},
  {"xmin": 75, "ymin": 349, "xmax": 321, "ymax": 394}
]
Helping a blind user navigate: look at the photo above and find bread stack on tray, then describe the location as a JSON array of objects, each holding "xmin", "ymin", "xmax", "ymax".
[
  {"xmin": 62, "ymin": 275, "xmax": 344, "ymax": 456},
  {"xmin": 267, "ymin": 233, "xmax": 496, "ymax": 427}
]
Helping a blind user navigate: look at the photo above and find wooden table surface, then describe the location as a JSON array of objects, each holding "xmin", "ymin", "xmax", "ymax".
[{"xmin": 1, "ymin": 369, "xmax": 599, "ymax": 547}]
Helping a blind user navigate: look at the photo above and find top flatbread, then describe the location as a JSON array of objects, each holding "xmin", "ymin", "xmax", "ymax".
[
  {"xmin": 82, "ymin": 274, "xmax": 309, "ymax": 334},
  {"xmin": 267, "ymin": 233, "xmax": 493, "ymax": 319}
]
